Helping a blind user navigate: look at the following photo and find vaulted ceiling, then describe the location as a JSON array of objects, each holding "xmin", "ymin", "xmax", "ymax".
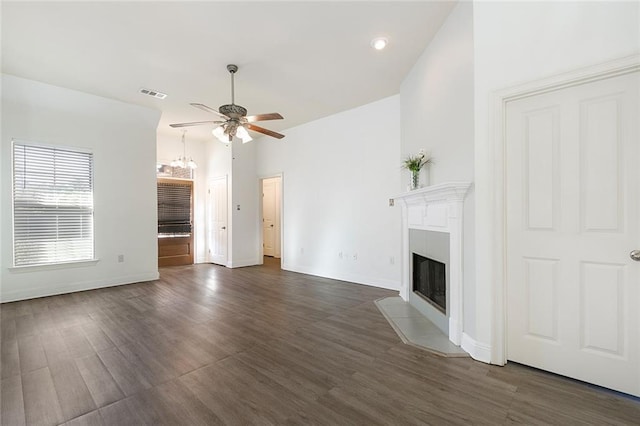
[{"xmin": 2, "ymin": 1, "xmax": 455, "ymax": 141}]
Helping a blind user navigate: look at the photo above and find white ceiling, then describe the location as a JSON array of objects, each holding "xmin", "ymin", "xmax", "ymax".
[{"xmin": 2, "ymin": 1, "xmax": 456, "ymax": 142}]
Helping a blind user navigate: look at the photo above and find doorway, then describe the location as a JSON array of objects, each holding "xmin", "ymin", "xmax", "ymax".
[
  {"xmin": 260, "ymin": 175, "xmax": 282, "ymax": 265},
  {"xmin": 157, "ymin": 178, "xmax": 194, "ymax": 267}
]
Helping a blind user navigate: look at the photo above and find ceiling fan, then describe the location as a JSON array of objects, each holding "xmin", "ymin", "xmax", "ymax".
[{"xmin": 170, "ymin": 64, "xmax": 284, "ymax": 144}]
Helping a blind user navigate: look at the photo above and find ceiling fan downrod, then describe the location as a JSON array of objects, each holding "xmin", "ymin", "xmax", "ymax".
[{"xmin": 227, "ymin": 64, "xmax": 238, "ymax": 105}]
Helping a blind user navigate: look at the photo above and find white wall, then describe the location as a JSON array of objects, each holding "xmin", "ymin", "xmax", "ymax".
[
  {"xmin": 473, "ymin": 1, "xmax": 640, "ymax": 360},
  {"xmin": 400, "ymin": 2, "xmax": 476, "ymax": 336},
  {"xmin": 230, "ymin": 139, "xmax": 260, "ymax": 267},
  {"xmin": 204, "ymin": 136, "xmax": 233, "ymax": 264},
  {"xmin": 156, "ymin": 132, "xmax": 208, "ymax": 263},
  {"xmin": 1, "ymin": 75, "xmax": 161, "ymax": 302},
  {"xmin": 256, "ymin": 95, "xmax": 402, "ymax": 289}
]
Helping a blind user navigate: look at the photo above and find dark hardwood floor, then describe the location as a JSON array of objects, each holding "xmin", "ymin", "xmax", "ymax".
[{"xmin": 2, "ymin": 259, "xmax": 639, "ymax": 425}]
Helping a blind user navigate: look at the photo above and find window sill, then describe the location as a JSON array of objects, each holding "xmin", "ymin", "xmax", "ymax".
[{"xmin": 9, "ymin": 259, "xmax": 100, "ymax": 273}]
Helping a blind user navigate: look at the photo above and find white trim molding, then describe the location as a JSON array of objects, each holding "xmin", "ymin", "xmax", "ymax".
[
  {"xmin": 227, "ymin": 258, "xmax": 261, "ymax": 268},
  {"xmin": 393, "ymin": 182, "xmax": 472, "ymax": 346},
  {"xmin": 461, "ymin": 332, "xmax": 491, "ymax": 363},
  {"xmin": 489, "ymin": 54, "xmax": 640, "ymax": 365},
  {"xmin": 0, "ymin": 272, "xmax": 159, "ymax": 303},
  {"xmin": 283, "ymin": 264, "xmax": 400, "ymax": 291}
]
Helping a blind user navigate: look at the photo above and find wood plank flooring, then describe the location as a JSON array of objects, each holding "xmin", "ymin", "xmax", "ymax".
[{"xmin": 1, "ymin": 258, "xmax": 639, "ymax": 425}]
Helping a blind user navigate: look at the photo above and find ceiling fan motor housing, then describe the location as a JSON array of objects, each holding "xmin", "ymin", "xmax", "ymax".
[{"xmin": 219, "ymin": 103, "xmax": 247, "ymax": 118}]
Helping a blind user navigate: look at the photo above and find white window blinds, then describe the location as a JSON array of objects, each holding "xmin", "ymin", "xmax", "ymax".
[{"xmin": 12, "ymin": 142, "xmax": 94, "ymax": 267}]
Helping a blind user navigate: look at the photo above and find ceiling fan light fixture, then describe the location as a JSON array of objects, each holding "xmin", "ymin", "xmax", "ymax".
[
  {"xmin": 371, "ymin": 37, "xmax": 388, "ymax": 50},
  {"xmin": 213, "ymin": 125, "xmax": 230, "ymax": 144},
  {"xmin": 236, "ymin": 125, "xmax": 252, "ymax": 143}
]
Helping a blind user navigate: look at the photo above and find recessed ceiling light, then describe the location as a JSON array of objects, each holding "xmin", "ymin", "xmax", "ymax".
[{"xmin": 371, "ymin": 37, "xmax": 388, "ymax": 51}]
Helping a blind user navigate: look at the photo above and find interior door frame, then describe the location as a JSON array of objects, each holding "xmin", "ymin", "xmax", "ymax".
[
  {"xmin": 258, "ymin": 173, "xmax": 284, "ymax": 266},
  {"xmin": 489, "ymin": 54, "xmax": 640, "ymax": 365}
]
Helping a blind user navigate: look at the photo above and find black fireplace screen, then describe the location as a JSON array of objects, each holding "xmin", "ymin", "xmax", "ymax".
[{"xmin": 412, "ymin": 253, "xmax": 446, "ymax": 313}]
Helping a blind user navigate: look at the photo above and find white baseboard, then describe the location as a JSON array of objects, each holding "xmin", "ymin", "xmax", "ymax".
[
  {"xmin": 281, "ymin": 263, "xmax": 399, "ymax": 291},
  {"xmin": 0, "ymin": 272, "xmax": 160, "ymax": 303},
  {"xmin": 461, "ymin": 332, "xmax": 492, "ymax": 364},
  {"xmin": 227, "ymin": 258, "xmax": 260, "ymax": 268}
]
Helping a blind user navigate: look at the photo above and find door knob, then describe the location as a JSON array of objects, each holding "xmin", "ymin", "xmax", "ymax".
[
  {"xmin": 631, "ymin": 250, "xmax": 640, "ymax": 261},
  {"xmin": 270, "ymin": 224, "xmax": 274, "ymax": 227},
  {"xmin": 221, "ymin": 226, "xmax": 226, "ymax": 230}
]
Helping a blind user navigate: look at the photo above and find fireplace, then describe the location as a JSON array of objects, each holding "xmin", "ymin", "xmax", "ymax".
[
  {"xmin": 413, "ymin": 253, "xmax": 446, "ymax": 313},
  {"xmin": 393, "ymin": 181, "xmax": 470, "ymax": 346}
]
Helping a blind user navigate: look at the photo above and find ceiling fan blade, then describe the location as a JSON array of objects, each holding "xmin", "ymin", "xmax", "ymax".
[
  {"xmin": 190, "ymin": 103, "xmax": 229, "ymax": 119},
  {"xmin": 245, "ymin": 113, "xmax": 283, "ymax": 123},
  {"xmin": 169, "ymin": 120, "xmax": 219, "ymax": 128},
  {"xmin": 246, "ymin": 123, "xmax": 285, "ymax": 139}
]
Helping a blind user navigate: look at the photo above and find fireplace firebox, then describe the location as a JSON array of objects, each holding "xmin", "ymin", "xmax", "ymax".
[{"xmin": 412, "ymin": 253, "xmax": 446, "ymax": 314}]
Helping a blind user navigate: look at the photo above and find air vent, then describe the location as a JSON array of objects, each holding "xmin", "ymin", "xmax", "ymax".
[{"xmin": 139, "ymin": 88, "xmax": 167, "ymax": 99}]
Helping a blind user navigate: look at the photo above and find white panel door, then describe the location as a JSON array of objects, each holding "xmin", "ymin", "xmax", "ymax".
[
  {"xmin": 506, "ymin": 72, "xmax": 639, "ymax": 396},
  {"xmin": 208, "ymin": 176, "xmax": 228, "ymax": 266},
  {"xmin": 262, "ymin": 178, "xmax": 277, "ymax": 257}
]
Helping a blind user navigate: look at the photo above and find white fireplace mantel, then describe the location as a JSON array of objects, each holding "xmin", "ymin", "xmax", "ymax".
[{"xmin": 393, "ymin": 182, "xmax": 471, "ymax": 346}]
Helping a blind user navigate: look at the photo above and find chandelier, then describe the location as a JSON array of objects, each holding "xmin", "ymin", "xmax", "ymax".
[{"xmin": 171, "ymin": 130, "xmax": 197, "ymax": 169}]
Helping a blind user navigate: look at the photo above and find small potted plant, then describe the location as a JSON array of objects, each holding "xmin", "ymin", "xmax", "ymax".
[{"xmin": 402, "ymin": 149, "xmax": 432, "ymax": 190}]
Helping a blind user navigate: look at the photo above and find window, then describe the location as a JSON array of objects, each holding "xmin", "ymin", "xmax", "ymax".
[{"xmin": 12, "ymin": 141, "xmax": 94, "ymax": 267}]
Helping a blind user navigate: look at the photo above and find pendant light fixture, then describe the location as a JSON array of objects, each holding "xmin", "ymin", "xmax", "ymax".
[{"xmin": 171, "ymin": 130, "xmax": 197, "ymax": 169}]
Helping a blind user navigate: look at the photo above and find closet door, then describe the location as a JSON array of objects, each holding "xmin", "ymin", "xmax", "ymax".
[{"xmin": 506, "ymin": 72, "xmax": 639, "ymax": 396}]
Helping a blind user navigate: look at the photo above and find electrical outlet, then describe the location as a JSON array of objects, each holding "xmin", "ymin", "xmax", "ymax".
[
  {"xmin": 300, "ymin": 247, "xmax": 304, "ymax": 255},
  {"xmin": 339, "ymin": 252, "xmax": 343, "ymax": 259},
  {"xmin": 390, "ymin": 256, "xmax": 395, "ymax": 265},
  {"xmin": 353, "ymin": 253, "xmax": 358, "ymax": 261},
  {"xmin": 118, "ymin": 254, "xmax": 124, "ymax": 263},
  {"xmin": 389, "ymin": 198, "xmax": 395, "ymax": 207}
]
